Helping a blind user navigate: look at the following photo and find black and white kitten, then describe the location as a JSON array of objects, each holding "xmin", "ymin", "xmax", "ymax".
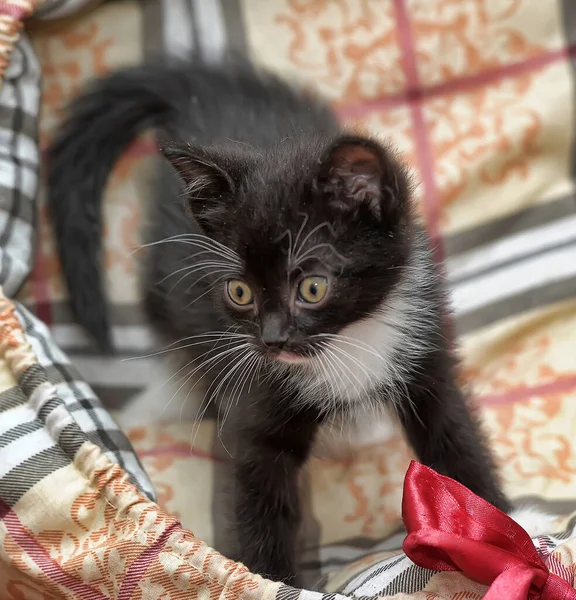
[{"xmin": 47, "ymin": 61, "xmax": 549, "ymax": 584}]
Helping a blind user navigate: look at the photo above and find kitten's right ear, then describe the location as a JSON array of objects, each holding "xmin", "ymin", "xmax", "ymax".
[
  {"xmin": 159, "ymin": 142, "xmax": 234, "ymax": 228},
  {"xmin": 315, "ymin": 136, "xmax": 410, "ymax": 223}
]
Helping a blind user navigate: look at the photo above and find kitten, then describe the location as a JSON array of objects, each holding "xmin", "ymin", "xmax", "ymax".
[{"xmin": 48, "ymin": 60, "xmax": 512, "ymax": 583}]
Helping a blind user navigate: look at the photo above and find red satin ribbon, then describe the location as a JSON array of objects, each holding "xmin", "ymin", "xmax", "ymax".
[{"xmin": 401, "ymin": 461, "xmax": 576, "ymax": 600}]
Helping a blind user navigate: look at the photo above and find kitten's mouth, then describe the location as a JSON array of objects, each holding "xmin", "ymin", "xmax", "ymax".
[{"xmin": 274, "ymin": 350, "xmax": 309, "ymax": 365}]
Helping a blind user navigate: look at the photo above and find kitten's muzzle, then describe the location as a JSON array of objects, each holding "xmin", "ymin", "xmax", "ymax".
[{"xmin": 259, "ymin": 314, "xmax": 310, "ymax": 364}]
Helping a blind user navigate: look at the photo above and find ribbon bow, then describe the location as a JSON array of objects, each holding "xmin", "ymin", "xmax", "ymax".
[{"xmin": 402, "ymin": 461, "xmax": 576, "ymax": 600}]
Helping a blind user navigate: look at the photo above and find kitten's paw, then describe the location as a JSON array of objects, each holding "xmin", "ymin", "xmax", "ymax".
[{"xmin": 509, "ymin": 506, "xmax": 558, "ymax": 538}]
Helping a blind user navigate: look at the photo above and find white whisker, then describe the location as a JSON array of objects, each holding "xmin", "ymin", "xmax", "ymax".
[
  {"xmin": 320, "ymin": 347, "xmax": 350, "ymax": 414},
  {"xmin": 314, "ymin": 333, "xmax": 382, "ymax": 359},
  {"xmin": 294, "ymin": 242, "xmax": 347, "ymax": 266},
  {"xmin": 220, "ymin": 351, "xmax": 260, "ymax": 436},
  {"xmin": 167, "ymin": 265, "xmax": 232, "ymax": 295},
  {"xmin": 136, "ymin": 233, "xmax": 242, "ymax": 265},
  {"xmin": 325, "ymin": 342, "xmax": 379, "ymax": 383},
  {"xmin": 179, "ymin": 342, "xmax": 255, "ymax": 439},
  {"xmin": 293, "ymin": 220, "xmax": 332, "ymax": 263},
  {"xmin": 182, "ymin": 274, "xmax": 230, "ymax": 308},
  {"xmin": 122, "ymin": 332, "xmax": 250, "ymax": 361},
  {"xmin": 292, "ymin": 212, "xmax": 310, "ymax": 261},
  {"xmin": 160, "ymin": 259, "xmax": 236, "ymax": 286},
  {"xmin": 159, "ymin": 341, "xmax": 250, "ymax": 421},
  {"xmin": 321, "ymin": 345, "xmax": 357, "ymax": 403}
]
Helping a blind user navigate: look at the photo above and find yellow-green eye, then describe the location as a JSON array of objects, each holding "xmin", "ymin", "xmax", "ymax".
[
  {"xmin": 297, "ymin": 276, "xmax": 329, "ymax": 304},
  {"xmin": 226, "ymin": 280, "xmax": 253, "ymax": 306}
]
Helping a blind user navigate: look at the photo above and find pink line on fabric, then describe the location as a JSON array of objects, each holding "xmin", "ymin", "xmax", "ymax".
[
  {"xmin": 137, "ymin": 444, "xmax": 225, "ymax": 463},
  {"xmin": 338, "ymin": 44, "xmax": 576, "ymax": 119},
  {"xmin": 118, "ymin": 521, "xmax": 179, "ymax": 599},
  {"xmin": 391, "ymin": 0, "xmax": 442, "ymax": 259},
  {"xmin": 477, "ymin": 375, "xmax": 576, "ymax": 407},
  {"xmin": 0, "ymin": 497, "xmax": 107, "ymax": 599},
  {"xmin": 549, "ymin": 555, "xmax": 574, "ymax": 587},
  {"xmin": 0, "ymin": 2, "xmax": 30, "ymax": 19}
]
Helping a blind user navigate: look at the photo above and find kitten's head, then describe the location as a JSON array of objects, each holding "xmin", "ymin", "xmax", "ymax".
[{"xmin": 161, "ymin": 134, "xmax": 414, "ymax": 368}]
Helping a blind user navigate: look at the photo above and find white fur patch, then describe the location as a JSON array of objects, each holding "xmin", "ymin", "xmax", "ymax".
[
  {"xmin": 313, "ymin": 411, "xmax": 398, "ymax": 459},
  {"xmin": 509, "ymin": 506, "xmax": 558, "ymax": 538},
  {"xmin": 293, "ymin": 230, "xmax": 438, "ymax": 415},
  {"xmin": 112, "ymin": 357, "xmax": 206, "ymax": 428}
]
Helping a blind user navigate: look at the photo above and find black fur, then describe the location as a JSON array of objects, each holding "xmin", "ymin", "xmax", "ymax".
[{"xmin": 48, "ymin": 60, "xmax": 511, "ymax": 584}]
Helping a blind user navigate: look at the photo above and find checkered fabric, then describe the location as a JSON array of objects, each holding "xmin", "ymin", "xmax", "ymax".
[
  {"xmin": 0, "ymin": 6, "xmax": 40, "ymax": 298},
  {"xmin": 0, "ymin": 290, "xmax": 576, "ymax": 600},
  {"xmin": 0, "ymin": 0, "xmax": 155, "ymax": 501},
  {"xmin": 11, "ymin": 299, "xmax": 156, "ymax": 502},
  {"xmin": 34, "ymin": 0, "xmax": 101, "ymax": 20},
  {"xmin": 1, "ymin": 282, "xmax": 576, "ymax": 598},
  {"xmin": 0, "ymin": 289, "xmax": 155, "ymax": 501},
  {"xmin": 326, "ymin": 515, "xmax": 576, "ymax": 597}
]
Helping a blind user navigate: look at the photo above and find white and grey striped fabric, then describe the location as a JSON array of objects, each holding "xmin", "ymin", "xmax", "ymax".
[
  {"xmin": 12, "ymin": 301, "xmax": 156, "ymax": 500},
  {"xmin": 141, "ymin": 0, "xmax": 247, "ymax": 61},
  {"xmin": 332, "ymin": 516, "xmax": 576, "ymax": 597},
  {"xmin": 0, "ymin": 35, "xmax": 40, "ymax": 298},
  {"xmin": 34, "ymin": 0, "xmax": 100, "ymax": 20},
  {"xmin": 0, "ymin": 0, "xmax": 156, "ymax": 501},
  {"xmin": 445, "ymin": 196, "xmax": 576, "ymax": 334}
]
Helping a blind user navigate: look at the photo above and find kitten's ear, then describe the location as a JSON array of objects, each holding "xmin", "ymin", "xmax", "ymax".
[
  {"xmin": 315, "ymin": 136, "xmax": 408, "ymax": 220},
  {"xmin": 159, "ymin": 142, "xmax": 234, "ymax": 227}
]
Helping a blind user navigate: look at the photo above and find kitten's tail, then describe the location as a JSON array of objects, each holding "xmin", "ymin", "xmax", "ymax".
[{"xmin": 48, "ymin": 64, "xmax": 188, "ymax": 352}]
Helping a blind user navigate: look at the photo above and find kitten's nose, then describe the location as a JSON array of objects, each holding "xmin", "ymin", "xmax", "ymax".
[{"xmin": 261, "ymin": 314, "xmax": 289, "ymax": 348}]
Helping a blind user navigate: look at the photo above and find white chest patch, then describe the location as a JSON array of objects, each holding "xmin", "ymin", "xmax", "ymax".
[
  {"xmin": 293, "ymin": 238, "xmax": 436, "ymax": 415},
  {"xmin": 313, "ymin": 410, "xmax": 399, "ymax": 459},
  {"xmin": 304, "ymin": 307, "xmax": 403, "ymax": 409}
]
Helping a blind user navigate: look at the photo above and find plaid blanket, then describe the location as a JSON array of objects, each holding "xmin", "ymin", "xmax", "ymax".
[
  {"xmin": 1, "ymin": 282, "xmax": 576, "ymax": 599},
  {"xmin": 327, "ymin": 514, "xmax": 576, "ymax": 597},
  {"xmin": 20, "ymin": 0, "xmax": 576, "ymax": 407},
  {"xmin": 1, "ymin": 283, "xmax": 576, "ymax": 598},
  {"xmin": 0, "ymin": 0, "xmax": 574, "ymax": 597}
]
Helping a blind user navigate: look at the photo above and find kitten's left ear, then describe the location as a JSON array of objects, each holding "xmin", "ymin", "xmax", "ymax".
[
  {"xmin": 315, "ymin": 136, "xmax": 409, "ymax": 220},
  {"xmin": 159, "ymin": 142, "xmax": 235, "ymax": 230}
]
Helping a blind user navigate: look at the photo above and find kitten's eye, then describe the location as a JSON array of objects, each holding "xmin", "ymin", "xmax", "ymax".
[
  {"xmin": 226, "ymin": 280, "xmax": 254, "ymax": 306},
  {"xmin": 297, "ymin": 276, "xmax": 328, "ymax": 304}
]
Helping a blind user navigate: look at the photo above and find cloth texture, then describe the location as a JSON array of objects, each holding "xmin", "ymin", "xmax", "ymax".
[
  {"xmin": 22, "ymin": 0, "xmax": 575, "ymax": 582},
  {"xmin": 0, "ymin": 289, "xmax": 279, "ymax": 598},
  {"xmin": 326, "ymin": 463, "xmax": 576, "ymax": 599},
  {"xmin": 402, "ymin": 462, "xmax": 576, "ymax": 600},
  {"xmin": 1, "ymin": 288, "xmax": 576, "ymax": 599}
]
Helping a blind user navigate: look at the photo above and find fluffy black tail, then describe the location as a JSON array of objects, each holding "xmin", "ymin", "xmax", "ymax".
[{"xmin": 48, "ymin": 65, "xmax": 189, "ymax": 352}]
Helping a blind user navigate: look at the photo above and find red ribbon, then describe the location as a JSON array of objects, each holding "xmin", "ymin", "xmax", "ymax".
[{"xmin": 401, "ymin": 461, "xmax": 576, "ymax": 600}]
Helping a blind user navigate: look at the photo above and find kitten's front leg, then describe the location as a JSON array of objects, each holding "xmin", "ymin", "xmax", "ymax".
[
  {"xmin": 233, "ymin": 408, "xmax": 318, "ymax": 584},
  {"xmin": 397, "ymin": 374, "xmax": 511, "ymax": 513}
]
